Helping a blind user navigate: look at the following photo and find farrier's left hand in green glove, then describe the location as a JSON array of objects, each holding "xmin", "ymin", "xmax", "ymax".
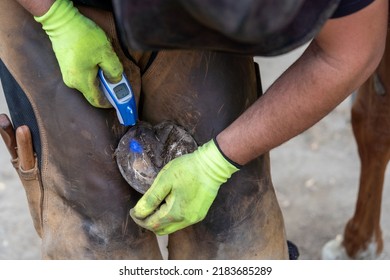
[
  {"xmin": 130, "ymin": 139, "xmax": 239, "ymax": 235},
  {"xmin": 34, "ymin": 0, "xmax": 123, "ymax": 108}
]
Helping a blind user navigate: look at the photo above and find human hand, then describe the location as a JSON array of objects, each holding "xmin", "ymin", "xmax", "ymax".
[
  {"xmin": 34, "ymin": 0, "xmax": 123, "ymax": 108},
  {"xmin": 130, "ymin": 139, "xmax": 239, "ymax": 235}
]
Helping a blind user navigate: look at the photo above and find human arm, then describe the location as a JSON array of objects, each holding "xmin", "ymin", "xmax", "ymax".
[
  {"xmin": 131, "ymin": 0, "xmax": 388, "ymax": 235},
  {"xmin": 16, "ymin": 0, "xmax": 123, "ymax": 108},
  {"xmin": 15, "ymin": 0, "xmax": 54, "ymax": 16},
  {"xmin": 217, "ymin": 0, "xmax": 388, "ymax": 165}
]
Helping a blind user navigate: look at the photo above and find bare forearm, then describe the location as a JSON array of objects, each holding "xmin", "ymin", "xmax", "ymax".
[
  {"xmin": 217, "ymin": 43, "xmax": 366, "ymax": 165},
  {"xmin": 217, "ymin": 0, "xmax": 387, "ymax": 166},
  {"xmin": 16, "ymin": 0, "xmax": 54, "ymax": 16}
]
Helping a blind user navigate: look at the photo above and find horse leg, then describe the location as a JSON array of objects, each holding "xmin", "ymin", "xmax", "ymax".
[
  {"xmin": 341, "ymin": 67, "xmax": 390, "ymax": 259},
  {"xmin": 322, "ymin": 39, "xmax": 390, "ymax": 259}
]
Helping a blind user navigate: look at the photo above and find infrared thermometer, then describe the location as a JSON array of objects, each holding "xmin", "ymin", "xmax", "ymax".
[{"xmin": 98, "ymin": 69, "xmax": 137, "ymax": 126}]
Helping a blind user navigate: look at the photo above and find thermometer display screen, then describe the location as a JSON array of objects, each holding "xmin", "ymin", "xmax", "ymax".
[{"xmin": 114, "ymin": 84, "xmax": 130, "ymax": 100}]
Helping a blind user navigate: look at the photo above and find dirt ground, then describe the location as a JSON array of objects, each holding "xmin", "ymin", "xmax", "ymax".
[{"xmin": 1, "ymin": 46, "xmax": 389, "ymax": 260}]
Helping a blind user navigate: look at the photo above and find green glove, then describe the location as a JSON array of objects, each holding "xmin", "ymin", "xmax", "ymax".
[
  {"xmin": 130, "ymin": 139, "xmax": 239, "ymax": 235},
  {"xmin": 34, "ymin": 0, "xmax": 123, "ymax": 108}
]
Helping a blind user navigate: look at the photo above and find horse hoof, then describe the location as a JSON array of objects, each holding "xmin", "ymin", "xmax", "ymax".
[
  {"xmin": 115, "ymin": 121, "xmax": 198, "ymax": 194},
  {"xmin": 321, "ymin": 234, "xmax": 381, "ymax": 260},
  {"xmin": 321, "ymin": 234, "xmax": 350, "ymax": 260}
]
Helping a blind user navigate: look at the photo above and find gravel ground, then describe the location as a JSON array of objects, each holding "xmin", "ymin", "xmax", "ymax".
[{"xmin": 0, "ymin": 46, "xmax": 389, "ymax": 260}]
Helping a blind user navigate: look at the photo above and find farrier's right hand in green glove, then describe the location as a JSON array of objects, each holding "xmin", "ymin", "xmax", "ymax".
[
  {"xmin": 130, "ymin": 139, "xmax": 240, "ymax": 235},
  {"xmin": 34, "ymin": 0, "xmax": 123, "ymax": 108}
]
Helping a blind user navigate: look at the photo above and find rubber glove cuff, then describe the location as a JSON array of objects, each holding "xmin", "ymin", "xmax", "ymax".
[
  {"xmin": 199, "ymin": 138, "xmax": 240, "ymax": 185},
  {"xmin": 34, "ymin": 0, "xmax": 77, "ymax": 35}
]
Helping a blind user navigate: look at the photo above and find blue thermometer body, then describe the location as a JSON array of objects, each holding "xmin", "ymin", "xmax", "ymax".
[{"xmin": 98, "ymin": 69, "xmax": 137, "ymax": 126}]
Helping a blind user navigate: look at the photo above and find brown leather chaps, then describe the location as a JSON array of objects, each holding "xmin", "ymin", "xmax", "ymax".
[{"xmin": 0, "ymin": 0, "xmax": 288, "ymax": 259}]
